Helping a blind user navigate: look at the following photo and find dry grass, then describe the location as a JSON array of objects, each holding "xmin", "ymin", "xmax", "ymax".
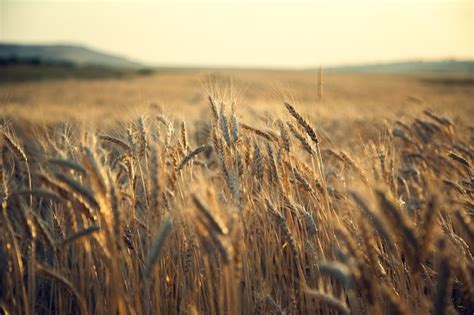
[{"xmin": 0, "ymin": 71, "xmax": 473, "ymax": 314}]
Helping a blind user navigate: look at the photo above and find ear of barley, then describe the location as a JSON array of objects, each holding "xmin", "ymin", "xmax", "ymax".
[
  {"xmin": 48, "ymin": 158, "xmax": 87, "ymax": 176},
  {"xmin": 110, "ymin": 152, "xmax": 127, "ymax": 170},
  {"xmin": 156, "ymin": 114, "xmax": 170, "ymax": 128},
  {"xmin": 17, "ymin": 199, "xmax": 36, "ymax": 240},
  {"xmin": 252, "ymin": 141, "xmax": 264, "ymax": 188},
  {"xmin": 181, "ymin": 121, "xmax": 189, "ymax": 152},
  {"xmin": 339, "ymin": 151, "xmax": 368, "ymax": 183},
  {"xmin": 2, "ymin": 132, "xmax": 27, "ymax": 163},
  {"xmin": 447, "ymin": 151, "xmax": 470, "ymax": 168},
  {"xmin": 293, "ymin": 170, "xmax": 315, "ymax": 195},
  {"xmin": 301, "ymin": 208, "xmax": 318, "ymax": 235},
  {"xmin": 284, "ymin": 102, "xmax": 319, "ymax": 145},
  {"xmin": 453, "ymin": 143, "xmax": 472, "ymax": 160},
  {"xmin": 192, "ymin": 194, "xmax": 228, "ymax": 235},
  {"xmin": 323, "ymin": 148, "xmax": 344, "ymax": 161},
  {"xmin": 106, "ymin": 170, "xmax": 122, "ymax": 248},
  {"xmin": 178, "ymin": 145, "xmax": 210, "ymax": 171},
  {"xmin": 219, "ymin": 108, "xmax": 231, "ymax": 147},
  {"xmin": 420, "ymin": 195, "xmax": 438, "ymax": 252},
  {"xmin": 38, "ymin": 173, "xmax": 70, "ymax": 199},
  {"xmin": 137, "ymin": 116, "xmax": 147, "ymax": 156},
  {"xmin": 126, "ymin": 126, "xmax": 137, "ymax": 156},
  {"xmin": 236, "ymin": 151, "xmax": 244, "ymax": 177},
  {"xmin": 266, "ymin": 199, "xmax": 301, "ymax": 268},
  {"xmin": 208, "ymin": 231, "xmax": 232, "ymax": 264},
  {"xmin": 156, "ymin": 115, "xmax": 174, "ymax": 145},
  {"xmin": 208, "ymin": 96, "xmax": 219, "ymax": 122},
  {"xmin": 81, "ymin": 147, "xmax": 107, "ymax": 197},
  {"xmin": 3, "ymin": 132, "xmax": 33, "ymax": 209},
  {"xmin": 317, "ymin": 261, "xmax": 352, "ymax": 288},
  {"xmin": 335, "ymin": 227, "xmax": 360, "ymax": 259},
  {"xmin": 278, "ymin": 120, "xmax": 290, "ymax": 153},
  {"xmin": 375, "ymin": 190, "xmax": 420, "ymax": 255},
  {"xmin": 212, "ymin": 129, "xmax": 224, "ymax": 161},
  {"xmin": 183, "ymin": 236, "xmax": 194, "ymax": 276},
  {"xmin": 227, "ymin": 170, "xmax": 240, "ymax": 201},
  {"xmin": 99, "ymin": 135, "xmax": 131, "ymax": 152},
  {"xmin": 30, "ymin": 211, "xmax": 56, "ymax": 249},
  {"xmin": 265, "ymin": 129, "xmax": 280, "ymax": 142},
  {"xmin": 302, "ymin": 286, "xmax": 350, "ymax": 315},
  {"xmin": 239, "ymin": 123, "xmax": 273, "ymax": 142},
  {"xmin": 53, "ymin": 172, "xmax": 99, "ymax": 210},
  {"xmin": 442, "ymin": 179, "xmax": 466, "ymax": 194},
  {"xmin": 144, "ymin": 216, "xmax": 173, "ymax": 277},
  {"xmin": 423, "ymin": 109, "xmax": 452, "ymax": 127},
  {"xmin": 231, "ymin": 113, "xmax": 239, "ymax": 144},
  {"xmin": 287, "ymin": 122, "xmax": 314, "ymax": 155},
  {"xmin": 349, "ymin": 191, "xmax": 395, "ymax": 251},
  {"xmin": 59, "ymin": 225, "xmax": 100, "ymax": 246},
  {"xmin": 266, "ymin": 142, "xmax": 280, "ymax": 186},
  {"xmin": 149, "ymin": 145, "xmax": 160, "ymax": 212},
  {"xmin": 454, "ymin": 209, "xmax": 474, "ymax": 241},
  {"xmin": 38, "ymin": 173, "xmax": 96, "ymax": 222}
]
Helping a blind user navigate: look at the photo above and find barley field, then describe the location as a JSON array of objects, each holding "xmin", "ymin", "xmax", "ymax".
[{"xmin": 0, "ymin": 70, "xmax": 473, "ymax": 314}]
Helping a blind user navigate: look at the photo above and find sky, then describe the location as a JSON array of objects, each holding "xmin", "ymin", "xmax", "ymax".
[{"xmin": 0, "ymin": 0, "xmax": 472, "ymax": 68}]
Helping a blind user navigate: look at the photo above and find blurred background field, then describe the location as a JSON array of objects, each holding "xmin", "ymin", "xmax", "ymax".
[
  {"xmin": 0, "ymin": 69, "xmax": 474, "ymax": 141},
  {"xmin": 1, "ymin": 65, "xmax": 472, "ymax": 127}
]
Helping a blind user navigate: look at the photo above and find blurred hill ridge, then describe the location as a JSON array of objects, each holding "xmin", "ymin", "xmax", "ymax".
[
  {"xmin": 0, "ymin": 43, "xmax": 142, "ymax": 68},
  {"xmin": 0, "ymin": 42, "xmax": 472, "ymax": 74}
]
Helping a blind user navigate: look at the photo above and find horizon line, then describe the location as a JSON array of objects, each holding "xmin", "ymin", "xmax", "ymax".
[{"xmin": 1, "ymin": 40, "xmax": 473, "ymax": 71}]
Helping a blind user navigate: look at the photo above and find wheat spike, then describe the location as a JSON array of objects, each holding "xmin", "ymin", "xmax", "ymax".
[
  {"xmin": 59, "ymin": 225, "xmax": 100, "ymax": 246},
  {"xmin": 143, "ymin": 216, "xmax": 174, "ymax": 277},
  {"xmin": 178, "ymin": 145, "xmax": 211, "ymax": 171},
  {"xmin": 284, "ymin": 102, "xmax": 319, "ymax": 145}
]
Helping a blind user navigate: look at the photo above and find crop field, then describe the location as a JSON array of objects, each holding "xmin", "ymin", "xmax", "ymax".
[{"xmin": 0, "ymin": 70, "xmax": 473, "ymax": 314}]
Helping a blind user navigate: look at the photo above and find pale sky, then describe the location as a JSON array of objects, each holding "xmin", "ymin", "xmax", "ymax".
[{"xmin": 0, "ymin": 0, "xmax": 472, "ymax": 67}]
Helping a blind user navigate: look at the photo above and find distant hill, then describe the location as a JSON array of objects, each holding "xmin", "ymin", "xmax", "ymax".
[
  {"xmin": 327, "ymin": 60, "xmax": 474, "ymax": 74},
  {"xmin": 0, "ymin": 43, "xmax": 142, "ymax": 68}
]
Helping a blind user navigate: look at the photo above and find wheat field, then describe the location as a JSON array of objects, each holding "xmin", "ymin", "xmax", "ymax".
[{"xmin": 0, "ymin": 71, "xmax": 473, "ymax": 314}]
